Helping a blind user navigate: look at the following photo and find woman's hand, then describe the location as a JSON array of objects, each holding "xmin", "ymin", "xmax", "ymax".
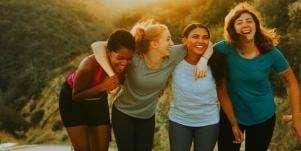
[
  {"xmin": 292, "ymin": 113, "xmax": 301, "ymax": 143},
  {"xmin": 283, "ymin": 114, "xmax": 301, "ymax": 143},
  {"xmin": 195, "ymin": 41, "xmax": 213, "ymax": 79},
  {"xmin": 232, "ymin": 125, "xmax": 244, "ymax": 144},
  {"xmin": 283, "ymin": 114, "xmax": 292, "ymax": 123},
  {"xmin": 102, "ymin": 75, "xmax": 119, "ymax": 92}
]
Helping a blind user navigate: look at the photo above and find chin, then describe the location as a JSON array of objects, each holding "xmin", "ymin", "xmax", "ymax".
[
  {"xmin": 162, "ymin": 53, "xmax": 170, "ymax": 57},
  {"xmin": 193, "ymin": 49, "xmax": 205, "ymax": 55},
  {"xmin": 117, "ymin": 69, "xmax": 126, "ymax": 74}
]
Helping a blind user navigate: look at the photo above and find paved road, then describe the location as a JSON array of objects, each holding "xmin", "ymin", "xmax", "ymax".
[{"xmin": 0, "ymin": 144, "xmax": 118, "ymax": 151}]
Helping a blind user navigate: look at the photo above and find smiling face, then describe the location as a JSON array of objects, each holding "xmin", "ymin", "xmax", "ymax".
[
  {"xmin": 183, "ymin": 27, "xmax": 210, "ymax": 55},
  {"xmin": 109, "ymin": 48, "xmax": 133, "ymax": 74},
  {"xmin": 234, "ymin": 12, "xmax": 256, "ymax": 42},
  {"xmin": 156, "ymin": 29, "xmax": 174, "ymax": 57}
]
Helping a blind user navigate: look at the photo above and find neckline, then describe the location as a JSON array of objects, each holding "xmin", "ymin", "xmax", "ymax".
[
  {"xmin": 139, "ymin": 54, "xmax": 166, "ymax": 70},
  {"xmin": 234, "ymin": 48, "xmax": 261, "ymax": 61}
]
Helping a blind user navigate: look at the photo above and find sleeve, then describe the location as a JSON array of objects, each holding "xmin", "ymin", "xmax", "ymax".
[
  {"xmin": 169, "ymin": 44, "xmax": 187, "ymax": 65},
  {"xmin": 209, "ymin": 50, "xmax": 228, "ymax": 84},
  {"xmin": 213, "ymin": 40, "xmax": 231, "ymax": 54},
  {"xmin": 91, "ymin": 41, "xmax": 115, "ymax": 76},
  {"xmin": 271, "ymin": 48, "xmax": 289, "ymax": 73}
]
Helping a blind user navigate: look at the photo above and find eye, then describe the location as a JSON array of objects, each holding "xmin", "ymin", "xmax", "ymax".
[
  {"xmin": 192, "ymin": 35, "xmax": 199, "ymax": 39},
  {"xmin": 203, "ymin": 36, "xmax": 210, "ymax": 40},
  {"xmin": 116, "ymin": 56, "xmax": 124, "ymax": 60},
  {"xmin": 235, "ymin": 21, "xmax": 242, "ymax": 26},
  {"xmin": 247, "ymin": 20, "xmax": 253, "ymax": 24}
]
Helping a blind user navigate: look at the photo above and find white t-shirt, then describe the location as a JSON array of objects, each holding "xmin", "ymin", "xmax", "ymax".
[{"xmin": 169, "ymin": 59, "xmax": 219, "ymax": 127}]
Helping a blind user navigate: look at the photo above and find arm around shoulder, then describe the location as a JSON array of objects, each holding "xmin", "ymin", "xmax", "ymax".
[
  {"xmin": 72, "ymin": 58, "xmax": 119, "ymax": 101},
  {"xmin": 91, "ymin": 41, "xmax": 115, "ymax": 76}
]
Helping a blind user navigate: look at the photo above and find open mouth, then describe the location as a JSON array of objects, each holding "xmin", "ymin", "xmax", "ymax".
[
  {"xmin": 241, "ymin": 30, "xmax": 251, "ymax": 35},
  {"xmin": 119, "ymin": 66, "xmax": 126, "ymax": 71},
  {"xmin": 196, "ymin": 45, "xmax": 204, "ymax": 48}
]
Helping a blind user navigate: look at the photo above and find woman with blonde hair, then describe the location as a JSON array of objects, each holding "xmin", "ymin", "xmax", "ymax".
[
  {"xmin": 214, "ymin": 2, "xmax": 301, "ymax": 151},
  {"xmin": 91, "ymin": 19, "xmax": 212, "ymax": 151}
]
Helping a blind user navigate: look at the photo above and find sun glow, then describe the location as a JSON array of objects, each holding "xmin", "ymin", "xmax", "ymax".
[{"xmin": 103, "ymin": 0, "xmax": 155, "ymax": 8}]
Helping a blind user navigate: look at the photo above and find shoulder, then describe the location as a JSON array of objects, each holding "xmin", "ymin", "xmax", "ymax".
[
  {"xmin": 213, "ymin": 40, "xmax": 233, "ymax": 54},
  {"xmin": 264, "ymin": 47, "xmax": 286, "ymax": 60},
  {"xmin": 170, "ymin": 44, "xmax": 186, "ymax": 57},
  {"xmin": 171, "ymin": 44, "xmax": 185, "ymax": 51},
  {"xmin": 266, "ymin": 47, "xmax": 282, "ymax": 55},
  {"xmin": 167, "ymin": 44, "xmax": 186, "ymax": 64},
  {"xmin": 77, "ymin": 55, "xmax": 100, "ymax": 72},
  {"xmin": 91, "ymin": 41, "xmax": 105, "ymax": 49}
]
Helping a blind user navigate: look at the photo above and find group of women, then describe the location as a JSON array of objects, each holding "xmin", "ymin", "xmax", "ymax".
[{"xmin": 58, "ymin": 2, "xmax": 301, "ymax": 151}]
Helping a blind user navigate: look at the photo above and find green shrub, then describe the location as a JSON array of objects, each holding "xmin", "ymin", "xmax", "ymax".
[
  {"xmin": 30, "ymin": 110, "xmax": 44, "ymax": 125},
  {"xmin": 52, "ymin": 121, "xmax": 63, "ymax": 131},
  {"xmin": 0, "ymin": 105, "xmax": 30, "ymax": 136}
]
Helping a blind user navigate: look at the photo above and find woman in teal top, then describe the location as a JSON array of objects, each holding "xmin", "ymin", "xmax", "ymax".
[{"xmin": 216, "ymin": 2, "xmax": 301, "ymax": 151}]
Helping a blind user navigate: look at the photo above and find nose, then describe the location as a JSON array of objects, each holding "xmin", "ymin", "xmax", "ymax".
[
  {"xmin": 197, "ymin": 37, "xmax": 208, "ymax": 44},
  {"xmin": 120, "ymin": 60, "xmax": 131, "ymax": 66},
  {"xmin": 198, "ymin": 38, "xmax": 205, "ymax": 43},
  {"xmin": 242, "ymin": 21, "xmax": 249, "ymax": 27},
  {"xmin": 169, "ymin": 39, "xmax": 174, "ymax": 46}
]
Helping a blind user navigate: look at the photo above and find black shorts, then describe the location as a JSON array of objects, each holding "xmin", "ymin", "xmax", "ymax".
[{"xmin": 59, "ymin": 82, "xmax": 110, "ymax": 127}]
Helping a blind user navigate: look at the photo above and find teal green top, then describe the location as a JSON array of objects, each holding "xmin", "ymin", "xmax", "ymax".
[{"xmin": 214, "ymin": 40, "xmax": 289, "ymax": 125}]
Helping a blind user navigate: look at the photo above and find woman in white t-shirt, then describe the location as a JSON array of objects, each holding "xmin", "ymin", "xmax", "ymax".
[{"xmin": 168, "ymin": 23, "xmax": 243, "ymax": 151}]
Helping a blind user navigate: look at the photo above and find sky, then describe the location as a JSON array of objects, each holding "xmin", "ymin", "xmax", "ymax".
[{"xmin": 103, "ymin": 0, "xmax": 155, "ymax": 8}]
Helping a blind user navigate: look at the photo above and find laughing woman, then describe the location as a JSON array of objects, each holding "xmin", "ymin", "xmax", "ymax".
[
  {"xmin": 168, "ymin": 23, "xmax": 243, "ymax": 151},
  {"xmin": 91, "ymin": 20, "xmax": 213, "ymax": 151},
  {"xmin": 215, "ymin": 2, "xmax": 301, "ymax": 151},
  {"xmin": 59, "ymin": 29, "xmax": 135, "ymax": 151}
]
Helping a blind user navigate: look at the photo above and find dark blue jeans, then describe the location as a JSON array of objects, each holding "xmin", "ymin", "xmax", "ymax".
[
  {"xmin": 218, "ymin": 111, "xmax": 275, "ymax": 151},
  {"xmin": 169, "ymin": 120, "xmax": 219, "ymax": 151},
  {"xmin": 112, "ymin": 105, "xmax": 155, "ymax": 151}
]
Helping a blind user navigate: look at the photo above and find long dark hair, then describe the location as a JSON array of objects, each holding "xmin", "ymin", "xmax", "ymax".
[
  {"xmin": 182, "ymin": 23, "xmax": 210, "ymax": 38},
  {"xmin": 224, "ymin": 2, "xmax": 279, "ymax": 53}
]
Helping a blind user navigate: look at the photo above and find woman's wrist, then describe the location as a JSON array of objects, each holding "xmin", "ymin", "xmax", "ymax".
[
  {"xmin": 201, "ymin": 55, "xmax": 209, "ymax": 60},
  {"xmin": 293, "ymin": 113, "xmax": 301, "ymax": 120}
]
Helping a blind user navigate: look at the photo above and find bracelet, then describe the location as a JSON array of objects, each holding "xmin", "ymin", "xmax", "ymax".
[{"xmin": 201, "ymin": 55, "xmax": 209, "ymax": 60}]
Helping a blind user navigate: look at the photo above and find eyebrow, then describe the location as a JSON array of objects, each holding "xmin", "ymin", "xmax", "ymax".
[
  {"xmin": 192, "ymin": 33, "xmax": 209, "ymax": 36},
  {"xmin": 236, "ymin": 17, "xmax": 253, "ymax": 22}
]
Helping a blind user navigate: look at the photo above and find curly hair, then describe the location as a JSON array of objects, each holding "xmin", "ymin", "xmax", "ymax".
[{"xmin": 107, "ymin": 29, "xmax": 135, "ymax": 53}]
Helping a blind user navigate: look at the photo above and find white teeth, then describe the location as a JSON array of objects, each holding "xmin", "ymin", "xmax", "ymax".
[
  {"xmin": 196, "ymin": 46, "xmax": 203, "ymax": 48},
  {"xmin": 242, "ymin": 31, "xmax": 251, "ymax": 34}
]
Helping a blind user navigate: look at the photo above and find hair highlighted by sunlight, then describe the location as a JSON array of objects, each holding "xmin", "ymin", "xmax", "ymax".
[
  {"xmin": 130, "ymin": 19, "xmax": 168, "ymax": 54},
  {"xmin": 224, "ymin": 2, "xmax": 279, "ymax": 53}
]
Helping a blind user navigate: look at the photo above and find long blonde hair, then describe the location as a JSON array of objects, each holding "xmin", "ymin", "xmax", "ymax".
[
  {"xmin": 130, "ymin": 19, "xmax": 168, "ymax": 54},
  {"xmin": 224, "ymin": 2, "xmax": 279, "ymax": 53}
]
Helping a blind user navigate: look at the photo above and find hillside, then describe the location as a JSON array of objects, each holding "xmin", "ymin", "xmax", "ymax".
[
  {"xmin": 0, "ymin": 0, "xmax": 300, "ymax": 150},
  {"xmin": 0, "ymin": 0, "xmax": 114, "ymax": 139}
]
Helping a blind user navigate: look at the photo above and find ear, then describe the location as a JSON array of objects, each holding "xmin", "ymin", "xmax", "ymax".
[
  {"xmin": 150, "ymin": 40, "xmax": 160, "ymax": 49},
  {"xmin": 182, "ymin": 37, "xmax": 187, "ymax": 45},
  {"xmin": 106, "ymin": 49, "xmax": 110, "ymax": 57},
  {"xmin": 107, "ymin": 49, "xmax": 113, "ymax": 60}
]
